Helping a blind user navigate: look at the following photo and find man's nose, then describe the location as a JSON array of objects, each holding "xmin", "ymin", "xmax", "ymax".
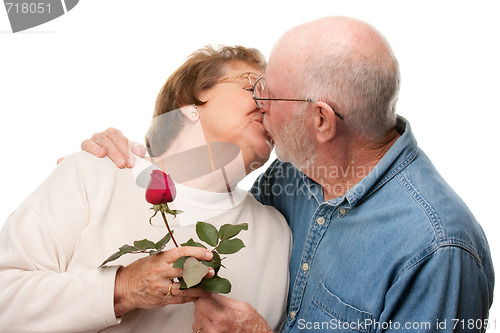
[{"xmin": 258, "ymin": 102, "xmax": 269, "ymax": 114}]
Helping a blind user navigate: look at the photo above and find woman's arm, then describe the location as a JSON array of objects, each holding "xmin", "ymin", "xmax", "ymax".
[
  {"xmin": 0, "ymin": 153, "xmax": 212, "ymax": 332},
  {"xmin": 0, "ymin": 201, "xmax": 121, "ymax": 332}
]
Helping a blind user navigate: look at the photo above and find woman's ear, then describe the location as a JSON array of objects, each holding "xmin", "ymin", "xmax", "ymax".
[
  {"xmin": 180, "ymin": 105, "xmax": 199, "ymax": 122},
  {"xmin": 312, "ymin": 101, "xmax": 337, "ymax": 143}
]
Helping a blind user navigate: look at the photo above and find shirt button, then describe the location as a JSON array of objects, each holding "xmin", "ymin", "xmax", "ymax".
[
  {"xmin": 302, "ymin": 263, "xmax": 309, "ymax": 271},
  {"xmin": 339, "ymin": 207, "xmax": 346, "ymax": 215},
  {"xmin": 290, "ymin": 311, "xmax": 296, "ymax": 319},
  {"xmin": 316, "ymin": 217, "xmax": 325, "ymax": 225}
]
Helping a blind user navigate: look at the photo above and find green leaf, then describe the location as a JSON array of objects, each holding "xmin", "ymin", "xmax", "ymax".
[
  {"xmin": 219, "ymin": 223, "xmax": 248, "ymax": 240},
  {"xmin": 119, "ymin": 244, "xmax": 138, "ymax": 255},
  {"xmin": 133, "ymin": 239, "xmax": 156, "ymax": 251},
  {"xmin": 149, "ymin": 206, "xmax": 158, "ymax": 225},
  {"xmin": 196, "ymin": 222, "xmax": 219, "ymax": 247},
  {"xmin": 98, "ymin": 251, "xmax": 122, "ymax": 268},
  {"xmin": 183, "ymin": 257, "xmax": 210, "ymax": 288},
  {"xmin": 216, "ymin": 239, "xmax": 245, "ymax": 254},
  {"xmin": 201, "ymin": 276, "xmax": 231, "ymax": 294},
  {"xmin": 178, "ymin": 277, "xmax": 187, "ymax": 290},
  {"xmin": 99, "ymin": 242, "xmax": 141, "ymax": 268},
  {"xmin": 160, "ymin": 204, "xmax": 184, "ymax": 217},
  {"xmin": 171, "ymin": 209, "xmax": 184, "ymax": 216},
  {"xmin": 155, "ymin": 232, "xmax": 172, "ymax": 250},
  {"xmin": 181, "ymin": 238, "xmax": 207, "ymax": 249},
  {"xmin": 212, "ymin": 250, "xmax": 221, "ymax": 261},
  {"xmin": 202, "ymin": 251, "xmax": 221, "ymax": 274},
  {"xmin": 173, "ymin": 256, "xmax": 189, "ymax": 268}
]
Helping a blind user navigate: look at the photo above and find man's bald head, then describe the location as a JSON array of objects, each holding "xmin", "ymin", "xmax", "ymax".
[
  {"xmin": 268, "ymin": 17, "xmax": 400, "ymax": 139},
  {"xmin": 272, "ymin": 17, "xmax": 392, "ymax": 66}
]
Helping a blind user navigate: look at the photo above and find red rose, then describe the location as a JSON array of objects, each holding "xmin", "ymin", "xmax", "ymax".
[{"xmin": 145, "ymin": 170, "xmax": 176, "ymax": 204}]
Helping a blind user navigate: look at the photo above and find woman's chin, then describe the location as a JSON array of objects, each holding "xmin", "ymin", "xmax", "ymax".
[{"xmin": 251, "ymin": 150, "xmax": 272, "ymax": 172}]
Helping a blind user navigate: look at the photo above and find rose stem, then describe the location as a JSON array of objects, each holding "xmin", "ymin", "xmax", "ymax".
[{"xmin": 161, "ymin": 211, "xmax": 179, "ymax": 247}]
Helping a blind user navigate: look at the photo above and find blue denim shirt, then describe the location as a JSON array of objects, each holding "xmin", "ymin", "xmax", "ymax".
[{"xmin": 251, "ymin": 117, "xmax": 494, "ymax": 333}]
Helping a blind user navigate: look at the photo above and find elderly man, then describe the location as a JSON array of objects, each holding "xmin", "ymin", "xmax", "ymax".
[{"xmin": 83, "ymin": 17, "xmax": 493, "ymax": 333}]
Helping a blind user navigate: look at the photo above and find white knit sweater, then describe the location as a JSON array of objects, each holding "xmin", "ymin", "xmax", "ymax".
[{"xmin": 0, "ymin": 152, "xmax": 291, "ymax": 332}]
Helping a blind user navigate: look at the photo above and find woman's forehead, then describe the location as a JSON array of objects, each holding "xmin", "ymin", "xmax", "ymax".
[{"xmin": 222, "ymin": 60, "xmax": 263, "ymax": 76}]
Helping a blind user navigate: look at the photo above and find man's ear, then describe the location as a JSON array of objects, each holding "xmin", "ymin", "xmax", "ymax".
[
  {"xmin": 312, "ymin": 101, "xmax": 337, "ymax": 143},
  {"xmin": 180, "ymin": 105, "xmax": 200, "ymax": 122}
]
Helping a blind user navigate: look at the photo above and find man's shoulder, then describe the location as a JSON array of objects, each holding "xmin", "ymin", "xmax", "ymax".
[
  {"xmin": 260, "ymin": 159, "xmax": 302, "ymax": 182},
  {"xmin": 372, "ymin": 155, "xmax": 493, "ymax": 295},
  {"xmin": 395, "ymin": 152, "xmax": 489, "ymax": 261},
  {"xmin": 251, "ymin": 159, "xmax": 309, "ymax": 209}
]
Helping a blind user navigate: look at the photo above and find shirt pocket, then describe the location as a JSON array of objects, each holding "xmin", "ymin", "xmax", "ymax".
[{"xmin": 304, "ymin": 283, "xmax": 373, "ymax": 333}]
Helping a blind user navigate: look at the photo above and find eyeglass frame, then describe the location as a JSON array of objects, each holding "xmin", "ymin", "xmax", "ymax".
[
  {"xmin": 252, "ymin": 75, "xmax": 344, "ymax": 120},
  {"xmin": 217, "ymin": 72, "xmax": 259, "ymax": 87}
]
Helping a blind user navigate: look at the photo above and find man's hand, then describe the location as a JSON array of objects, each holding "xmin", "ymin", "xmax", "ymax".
[
  {"xmin": 114, "ymin": 246, "xmax": 214, "ymax": 317},
  {"xmin": 81, "ymin": 127, "xmax": 146, "ymax": 168},
  {"xmin": 192, "ymin": 293, "xmax": 273, "ymax": 333}
]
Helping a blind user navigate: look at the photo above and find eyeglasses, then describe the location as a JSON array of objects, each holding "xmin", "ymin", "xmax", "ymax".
[
  {"xmin": 217, "ymin": 72, "xmax": 259, "ymax": 90},
  {"xmin": 252, "ymin": 75, "xmax": 344, "ymax": 120}
]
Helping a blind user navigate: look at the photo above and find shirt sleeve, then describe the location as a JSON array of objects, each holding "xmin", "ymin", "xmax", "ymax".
[
  {"xmin": 379, "ymin": 245, "xmax": 493, "ymax": 333},
  {"xmin": 0, "ymin": 154, "xmax": 121, "ymax": 332}
]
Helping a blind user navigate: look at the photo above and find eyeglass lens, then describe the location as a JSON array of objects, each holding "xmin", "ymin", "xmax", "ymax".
[{"xmin": 253, "ymin": 78, "xmax": 268, "ymax": 108}]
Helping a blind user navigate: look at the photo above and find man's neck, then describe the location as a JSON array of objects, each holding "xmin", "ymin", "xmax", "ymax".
[{"xmin": 302, "ymin": 129, "xmax": 401, "ymax": 201}]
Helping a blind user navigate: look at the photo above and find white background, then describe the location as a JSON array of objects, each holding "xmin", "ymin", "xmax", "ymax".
[{"xmin": 1, "ymin": 0, "xmax": 499, "ymax": 328}]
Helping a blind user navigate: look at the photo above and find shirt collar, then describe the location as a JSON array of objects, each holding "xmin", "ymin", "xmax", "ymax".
[
  {"xmin": 301, "ymin": 172, "xmax": 323, "ymax": 204},
  {"xmin": 301, "ymin": 116, "xmax": 418, "ymax": 208}
]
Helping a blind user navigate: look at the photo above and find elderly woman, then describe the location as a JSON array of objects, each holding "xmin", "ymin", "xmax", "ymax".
[{"xmin": 0, "ymin": 46, "xmax": 291, "ymax": 332}]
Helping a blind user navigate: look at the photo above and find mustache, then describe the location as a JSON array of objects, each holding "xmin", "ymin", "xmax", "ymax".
[
  {"xmin": 262, "ymin": 116, "xmax": 271, "ymax": 133},
  {"xmin": 262, "ymin": 117, "xmax": 275, "ymax": 148}
]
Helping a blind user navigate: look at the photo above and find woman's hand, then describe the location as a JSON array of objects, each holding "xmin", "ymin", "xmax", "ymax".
[
  {"xmin": 80, "ymin": 127, "xmax": 146, "ymax": 168},
  {"xmin": 114, "ymin": 246, "xmax": 214, "ymax": 317}
]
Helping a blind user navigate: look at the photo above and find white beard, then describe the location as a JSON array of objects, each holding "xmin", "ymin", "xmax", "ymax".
[{"xmin": 264, "ymin": 112, "xmax": 317, "ymax": 170}]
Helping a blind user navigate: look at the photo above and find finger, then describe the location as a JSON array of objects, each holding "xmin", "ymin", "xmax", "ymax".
[
  {"xmin": 130, "ymin": 141, "xmax": 147, "ymax": 158},
  {"xmin": 81, "ymin": 139, "xmax": 106, "ymax": 158},
  {"xmin": 174, "ymin": 285, "xmax": 212, "ymax": 299},
  {"xmin": 165, "ymin": 266, "xmax": 184, "ymax": 279},
  {"xmin": 193, "ymin": 308, "xmax": 216, "ymax": 333},
  {"xmin": 162, "ymin": 283, "xmax": 209, "ymax": 305},
  {"xmin": 205, "ymin": 268, "xmax": 215, "ymax": 278},
  {"xmin": 194, "ymin": 295, "xmax": 222, "ymax": 317},
  {"xmin": 90, "ymin": 133, "xmax": 128, "ymax": 168},
  {"xmin": 194, "ymin": 294, "xmax": 249, "ymax": 321},
  {"xmin": 57, "ymin": 157, "xmax": 66, "ymax": 165},
  {"xmin": 210, "ymin": 293, "xmax": 249, "ymax": 311},
  {"xmin": 163, "ymin": 246, "xmax": 213, "ymax": 263},
  {"xmin": 126, "ymin": 142, "xmax": 148, "ymax": 168},
  {"xmin": 102, "ymin": 127, "xmax": 132, "ymax": 164},
  {"xmin": 164, "ymin": 296, "xmax": 198, "ymax": 305},
  {"xmin": 126, "ymin": 146, "xmax": 135, "ymax": 168}
]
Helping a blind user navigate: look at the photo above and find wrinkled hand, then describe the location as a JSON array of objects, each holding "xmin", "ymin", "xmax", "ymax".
[
  {"xmin": 80, "ymin": 127, "xmax": 146, "ymax": 168},
  {"xmin": 193, "ymin": 294, "xmax": 272, "ymax": 333},
  {"xmin": 114, "ymin": 246, "xmax": 214, "ymax": 317}
]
